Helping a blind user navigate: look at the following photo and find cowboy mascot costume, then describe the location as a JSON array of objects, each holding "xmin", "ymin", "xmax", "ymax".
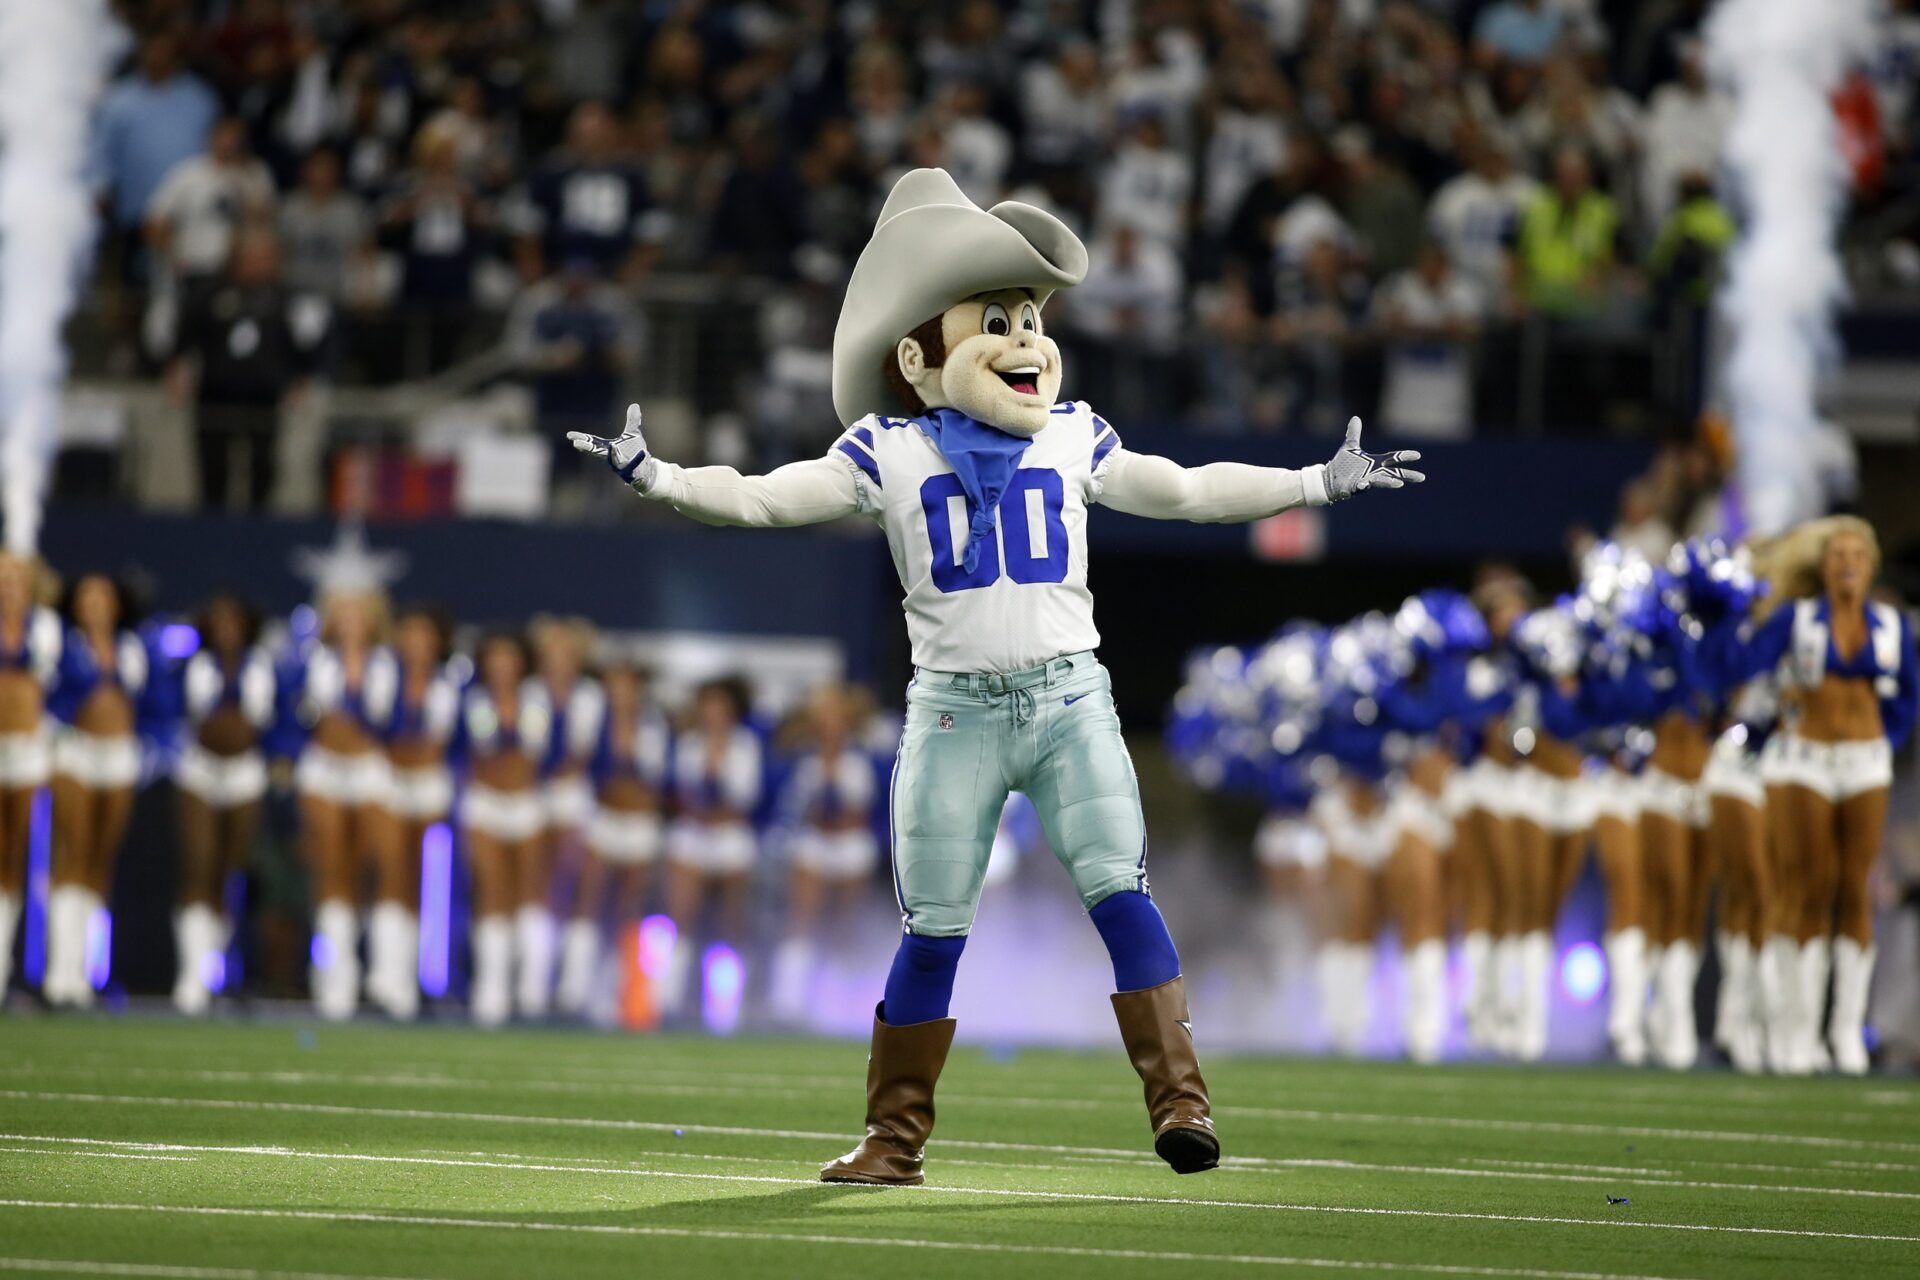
[{"xmin": 574, "ymin": 169, "xmax": 1424, "ymax": 1182}]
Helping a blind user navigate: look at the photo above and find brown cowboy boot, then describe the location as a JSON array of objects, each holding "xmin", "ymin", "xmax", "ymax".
[
  {"xmin": 819, "ymin": 1004, "xmax": 956, "ymax": 1185},
  {"xmin": 1112, "ymin": 976, "xmax": 1220, "ymax": 1173}
]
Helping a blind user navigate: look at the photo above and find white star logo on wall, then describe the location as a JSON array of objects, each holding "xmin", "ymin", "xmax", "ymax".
[{"xmin": 289, "ymin": 519, "xmax": 408, "ymax": 598}]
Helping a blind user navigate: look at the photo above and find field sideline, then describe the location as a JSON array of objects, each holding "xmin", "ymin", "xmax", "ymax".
[{"xmin": 0, "ymin": 1016, "xmax": 1916, "ymax": 1278}]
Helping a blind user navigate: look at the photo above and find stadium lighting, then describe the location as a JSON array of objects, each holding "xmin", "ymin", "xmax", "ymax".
[
  {"xmin": 85, "ymin": 907, "xmax": 111, "ymax": 991},
  {"xmin": 21, "ymin": 789, "xmax": 51, "ymax": 984},
  {"xmin": 701, "ymin": 944, "xmax": 743, "ymax": 1036},
  {"xmin": 637, "ymin": 915, "xmax": 677, "ymax": 979},
  {"xmin": 418, "ymin": 823, "xmax": 455, "ymax": 998},
  {"xmin": 1560, "ymin": 942, "xmax": 1607, "ymax": 1006}
]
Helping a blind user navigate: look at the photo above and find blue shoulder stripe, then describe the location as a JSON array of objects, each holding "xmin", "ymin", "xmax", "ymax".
[
  {"xmin": 837, "ymin": 441, "xmax": 882, "ymax": 488},
  {"xmin": 1092, "ymin": 428, "xmax": 1119, "ymax": 470},
  {"xmin": 851, "ymin": 424, "xmax": 875, "ymax": 449}
]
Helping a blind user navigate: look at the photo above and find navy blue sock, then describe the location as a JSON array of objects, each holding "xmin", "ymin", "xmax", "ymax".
[
  {"xmin": 881, "ymin": 933, "xmax": 967, "ymax": 1025},
  {"xmin": 1089, "ymin": 891, "xmax": 1181, "ymax": 992}
]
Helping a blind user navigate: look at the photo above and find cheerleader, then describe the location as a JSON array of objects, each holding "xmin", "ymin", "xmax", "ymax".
[
  {"xmin": 45, "ymin": 574, "xmax": 150, "ymax": 1008},
  {"xmin": 1384, "ymin": 747, "xmax": 1454, "ymax": 1062},
  {"xmin": 661, "ymin": 677, "xmax": 762, "ymax": 1018},
  {"xmin": 1311, "ymin": 768, "xmax": 1393, "ymax": 1055},
  {"xmin": 1255, "ymin": 759, "xmax": 1327, "ymax": 1007},
  {"xmin": 525, "ymin": 617, "xmax": 604, "ymax": 1018},
  {"xmin": 1701, "ymin": 678, "xmax": 1775, "ymax": 1073},
  {"xmin": 1716, "ymin": 517, "xmax": 1917, "ymax": 1074},
  {"xmin": 172, "ymin": 593, "xmax": 274, "ymax": 1015},
  {"xmin": 364, "ymin": 605, "xmax": 459, "ymax": 1021},
  {"xmin": 557, "ymin": 658, "xmax": 668, "ymax": 1016},
  {"xmin": 769, "ymin": 683, "xmax": 880, "ymax": 1022},
  {"xmin": 457, "ymin": 630, "xmax": 549, "ymax": 1026},
  {"xmin": 0, "ymin": 553, "xmax": 60, "ymax": 1000},
  {"xmin": 1581, "ymin": 638, "xmax": 1657, "ymax": 1066},
  {"xmin": 1462, "ymin": 573, "xmax": 1533, "ymax": 1056},
  {"xmin": 1636, "ymin": 627, "xmax": 1715, "ymax": 1070},
  {"xmin": 296, "ymin": 588, "xmax": 393, "ymax": 1020}
]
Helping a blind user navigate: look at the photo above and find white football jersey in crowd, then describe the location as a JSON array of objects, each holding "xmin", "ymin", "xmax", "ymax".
[{"xmin": 838, "ymin": 401, "xmax": 1120, "ymax": 674}]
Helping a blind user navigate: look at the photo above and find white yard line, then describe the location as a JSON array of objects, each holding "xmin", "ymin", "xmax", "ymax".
[
  {"xmin": 0, "ymin": 1202, "xmax": 1725, "ymax": 1279},
  {"xmin": 6, "ymin": 1086, "xmax": 1915, "ymax": 1162},
  {"xmin": 0, "ymin": 1140, "xmax": 1915, "ymax": 1245},
  {"xmin": 5, "ymin": 1062, "xmax": 1881, "ymax": 1128},
  {"xmin": 0, "ymin": 1261, "xmax": 420, "ymax": 1280},
  {"xmin": 0, "ymin": 1147, "xmax": 193, "ymax": 1163}
]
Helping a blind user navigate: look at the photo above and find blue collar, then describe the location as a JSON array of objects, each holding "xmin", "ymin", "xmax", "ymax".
[{"xmin": 915, "ymin": 408, "xmax": 1033, "ymax": 573}]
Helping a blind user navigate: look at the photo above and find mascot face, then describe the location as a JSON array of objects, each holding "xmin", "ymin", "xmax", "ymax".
[{"xmin": 896, "ymin": 288, "xmax": 1062, "ymax": 437}]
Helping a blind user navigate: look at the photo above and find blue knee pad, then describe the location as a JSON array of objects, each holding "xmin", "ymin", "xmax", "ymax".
[
  {"xmin": 1089, "ymin": 890, "xmax": 1181, "ymax": 992},
  {"xmin": 882, "ymin": 933, "xmax": 967, "ymax": 1025}
]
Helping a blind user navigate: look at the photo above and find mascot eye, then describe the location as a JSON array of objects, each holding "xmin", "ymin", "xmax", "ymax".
[
  {"xmin": 1021, "ymin": 304, "xmax": 1037, "ymax": 332},
  {"xmin": 982, "ymin": 302, "xmax": 1010, "ymax": 336}
]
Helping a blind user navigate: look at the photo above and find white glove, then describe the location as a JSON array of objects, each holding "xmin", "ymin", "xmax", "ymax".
[
  {"xmin": 1321, "ymin": 417, "xmax": 1424, "ymax": 501},
  {"xmin": 568, "ymin": 403, "xmax": 657, "ymax": 492}
]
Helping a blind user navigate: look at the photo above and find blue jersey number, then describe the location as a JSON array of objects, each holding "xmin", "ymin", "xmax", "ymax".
[{"xmin": 921, "ymin": 469, "xmax": 1069, "ymax": 594}]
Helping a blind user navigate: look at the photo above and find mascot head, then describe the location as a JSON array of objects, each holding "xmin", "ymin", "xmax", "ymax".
[{"xmin": 832, "ymin": 169, "xmax": 1087, "ymax": 438}]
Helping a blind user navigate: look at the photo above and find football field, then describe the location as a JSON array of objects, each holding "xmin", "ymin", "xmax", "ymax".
[{"xmin": 0, "ymin": 1016, "xmax": 1916, "ymax": 1279}]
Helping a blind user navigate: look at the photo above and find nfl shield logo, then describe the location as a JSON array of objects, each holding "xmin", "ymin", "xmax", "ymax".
[{"xmin": 938, "ymin": 713, "xmax": 955, "ymax": 731}]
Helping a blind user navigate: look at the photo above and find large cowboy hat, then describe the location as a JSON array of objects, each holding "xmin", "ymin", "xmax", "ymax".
[{"xmin": 831, "ymin": 168, "xmax": 1087, "ymax": 428}]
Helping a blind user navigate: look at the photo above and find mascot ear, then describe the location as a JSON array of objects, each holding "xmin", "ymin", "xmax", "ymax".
[{"xmin": 896, "ymin": 336, "xmax": 926, "ymax": 384}]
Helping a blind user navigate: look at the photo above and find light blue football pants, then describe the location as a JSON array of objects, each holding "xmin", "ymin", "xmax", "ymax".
[{"xmin": 889, "ymin": 650, "xmax": 1148, "ymax": 937}]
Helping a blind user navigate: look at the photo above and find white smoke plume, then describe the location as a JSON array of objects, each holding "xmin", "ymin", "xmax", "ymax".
[
  {"xmin": 0, "ymin": 0, "xmax": 111, "ymax": 554},
  {"xmin": 1706, "ymin": 0, "xmax": 1880, "ymax": 537}
]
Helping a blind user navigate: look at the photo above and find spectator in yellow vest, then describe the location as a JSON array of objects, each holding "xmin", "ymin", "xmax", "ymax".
[{"xmin": 1516, "ymin": 146, "xmax": 1622, "ymax": 319}]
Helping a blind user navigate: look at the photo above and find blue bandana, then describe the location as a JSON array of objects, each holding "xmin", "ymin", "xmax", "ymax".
[{"xmin": 917, "ymin": 407, "xmax": 1033, "ymax": 573}]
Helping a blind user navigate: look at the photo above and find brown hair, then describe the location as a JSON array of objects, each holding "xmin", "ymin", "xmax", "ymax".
[{"xmin": 882, "ymin": 314, "xmax": 947, "ymax": 415}]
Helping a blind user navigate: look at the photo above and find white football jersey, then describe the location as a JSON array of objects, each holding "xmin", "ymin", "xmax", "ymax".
[{"xmin": 832, "ymin": 401, "xmax": 1122, "ymax": 674}]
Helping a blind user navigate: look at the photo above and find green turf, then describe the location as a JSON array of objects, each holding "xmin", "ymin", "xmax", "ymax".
[{"xmin": 0, "ymin": 1015, "xmax": 1916, "ymax": 1278}]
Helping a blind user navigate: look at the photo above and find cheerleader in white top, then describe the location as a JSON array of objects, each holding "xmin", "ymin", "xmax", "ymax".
[
  {"xmin": 45, "ymin": 574, "xmax": 151, "ymax": 1008},
  {"xmin": 770, "ymin": 683, "xmax": 882, "ymax": 1021},
  {"xmin": 172, "ymin": 593, "xmax": 274, "ymax": 1015},
  {"xmin": 1311, "ymin": 769, "xmax": 1394, "ymax": 1056},
  {"xmin": 556, "ymin": 657, "xmax": 668, "ymax": 1016},
  {"xmin": 660, "ymin": 677, "xmax": 762, "ymax": 1017},
  {"xmin": 456, "ymin": 630, "xmax": 549, "ymax": 1026},
  {"xmin": 296, "ymin": 589, "xmax": 393, "ymax": 1019},
  {"xmin": 364, "ymin": 605, "xmax": 459, "ymax": 1020},
  {"xmin": 1714, "ymin": 517, "xmax": 1918, "ymax": 1074},
  {"xmin": 0, "ymin": 553, "xmax": 59, "ymax": 1000},
  {"xmin": 521, "ymin": 617, "xmax": 604, "ymax": 1018}
]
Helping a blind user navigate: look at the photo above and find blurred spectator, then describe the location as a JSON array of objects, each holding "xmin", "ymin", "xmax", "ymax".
[
  {"xmin": 1071, "ymin": 224, "xmax": 1186, "ymax": 418},
  {"xmin": 513, "ymin": 102, "xmax": 664, "ymax": 284},
  {"xmin": 92, "ymin": 31, "xmax": 220, "ymax": 249},
  {"xmin": 278, "ymin": 148, "xmax": 373, "ymax": 304},
  {"xmin": 146, "ymin": 116, "xmax": 278, "ymax": 296},
  {"xmin": 1099, "ymin": 112, "xmax": 1193, "ymax": 251},
  {"xmin": 506, "ymin": 259, "xmax": 640, "ymax": 472},
  {"xmin": 549, "ymin": 0, "xmax": 628, "ymax": 106},
  {"xmin": 168, "ymin": 229, "xmax": 330, "ymax": 511},
  {"xmin": 1272, "ymin": 238, "xmax": 1364, "ymax": 434},
  {"xmin": 1336, "ymin": 128, "xmax": 1424, "ymax": 280},
  {"xmin": 1427, "ymin": 131, "xmax": 1535, "ymax": 310},
  {"xmin": 709, "ymin": 118, "xmax": 810, "ymax": 279},
  {"xmin": 1200, "ymin": 49, "xmax": 1289, "ymax": 240},
  {"xmin": 1648, "ymin": 172, "xmax": 1733, "ymax": 309},
  {"xmin": 1372, "ymin": 242, "xmax": 1486, "ymax": 439},
  {"xmin": 939, "ymin": 82, "xmax": 1013, "ymax": 207},
  {"xmin": 1638, "ymin": 40, "xmax": 1730, "ymax": 229},
  {"xmin": 383, "ymin": 133, "xmax": 489, "ymax": 309},
  {"xmin": 1516, "ymin": 146, "xmax": 1621, "ymax": 320},
  {"xmin": 1022, "ymin": 38, "xmax": 1109, "ymax": 181},
  {"xmin": 415, "ymin": 77, "xmax": 511, "ymax": 192}
]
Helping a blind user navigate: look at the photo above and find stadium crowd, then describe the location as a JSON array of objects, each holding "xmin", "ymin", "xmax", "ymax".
[{"xmin": 88, "ymin": 0, "xmax": 1920, "ymax": 494}]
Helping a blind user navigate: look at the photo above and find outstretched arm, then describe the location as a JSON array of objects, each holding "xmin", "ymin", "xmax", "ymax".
[
  {"xmin": 1094, "ymin": 416, "xmax": 1424, "ymax": 522},
  {"xmin": 571, "ymin": 405, "xmax": 863, "ymax": 528}
]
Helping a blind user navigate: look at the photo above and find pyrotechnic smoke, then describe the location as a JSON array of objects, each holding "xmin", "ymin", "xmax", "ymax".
[
  {"xmin": 1706, "ymin": 0, "xmax": 1878, "ymax": 537},
  {"xmin": 0, "ymin": 0, "xmax": 110, "ymax": 554}
]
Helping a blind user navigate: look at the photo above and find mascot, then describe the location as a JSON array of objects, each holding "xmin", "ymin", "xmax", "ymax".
[{"xmin": 573, "ymin": 169, "xmax": 1424, "ymax": 1182}]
